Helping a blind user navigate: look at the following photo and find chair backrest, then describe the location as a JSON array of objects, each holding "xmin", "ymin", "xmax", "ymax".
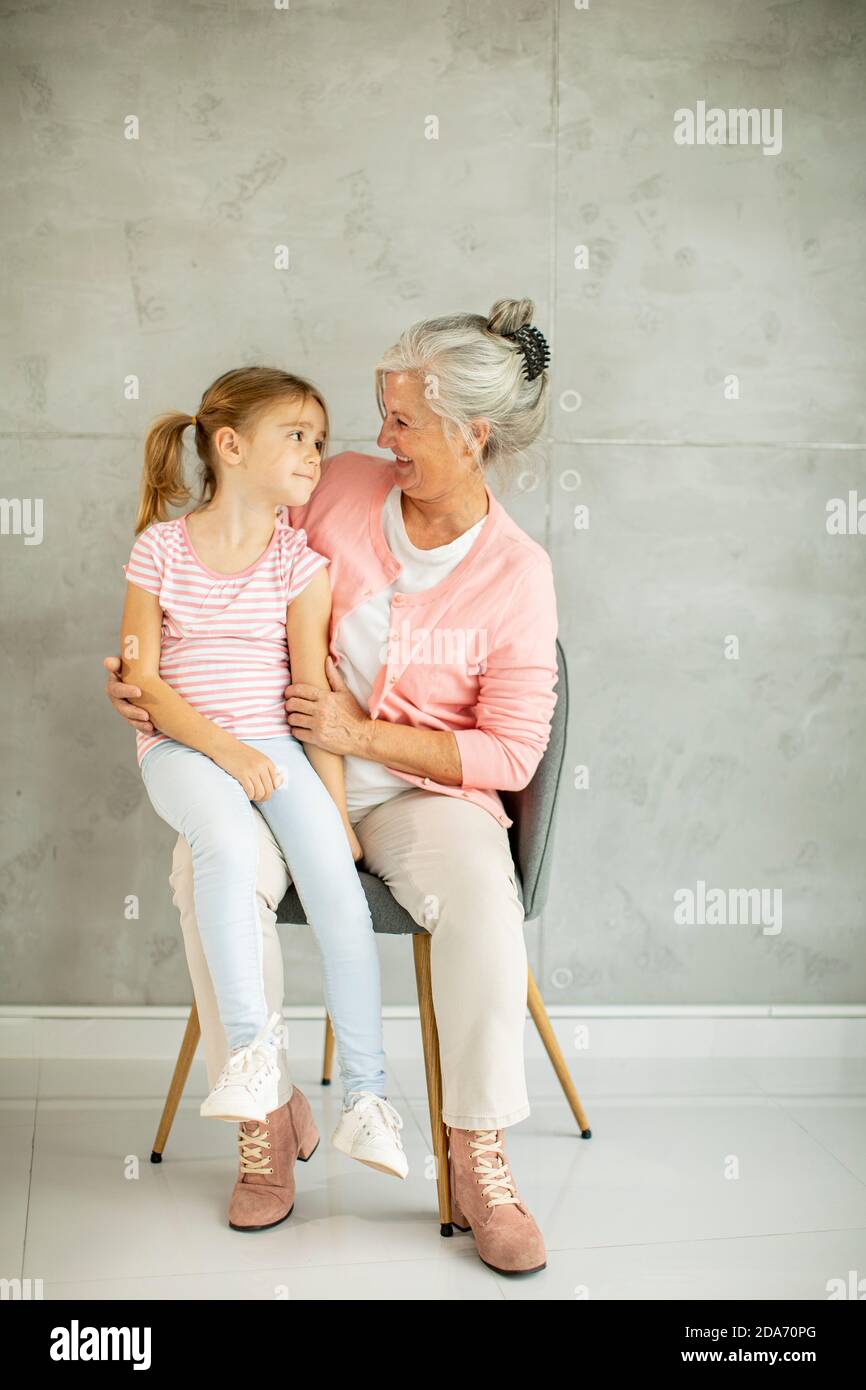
[{"xmin": 500, "ymin": 637, "xmax": 569, "ymax": 923}]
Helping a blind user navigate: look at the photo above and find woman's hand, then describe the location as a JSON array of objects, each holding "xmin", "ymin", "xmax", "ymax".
[
  {"xmin": 215, "ymin": 743, "xmax": 284, "ymax": 802},
  {"xmin": 285, "ymin": 655, "xmax": 373, "ymax": 757},
  {"xmin": 103, "ymin": 655, "xmax": 156, "ymax": 734}
]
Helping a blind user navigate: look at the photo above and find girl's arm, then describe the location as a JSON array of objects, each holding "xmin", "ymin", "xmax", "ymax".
[
  {"xmin": 119, "ymin": 581, "xmax": 282, "ymax": 801},
  {"xmin": 286, "ymin": 568, "xmax": 360, "ymax": 856}
]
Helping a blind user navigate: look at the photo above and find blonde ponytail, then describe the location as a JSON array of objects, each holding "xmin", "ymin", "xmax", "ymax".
[{"xmin": 135, "ymin": 413, "xmax": 197, "ymax": 533}]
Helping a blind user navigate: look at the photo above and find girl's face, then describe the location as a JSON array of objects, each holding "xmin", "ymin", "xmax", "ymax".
[
  {"xmin": 376, "ymin": 371, "xmax": 488, "ymax": 501},
  {"xmin": 213, "ymin": 395, "xmax": 327, "ymax": 508}
]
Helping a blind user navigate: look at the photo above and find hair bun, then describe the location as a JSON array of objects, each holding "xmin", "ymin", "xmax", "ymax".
[{"xmin": 486, "ymin": 297, "xmax": 534, "ymax": 337}]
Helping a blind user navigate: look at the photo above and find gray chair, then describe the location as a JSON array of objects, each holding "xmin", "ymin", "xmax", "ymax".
[{"xmin": 151, "ymin": 638, "xmax": 591, "ymax": 1235}]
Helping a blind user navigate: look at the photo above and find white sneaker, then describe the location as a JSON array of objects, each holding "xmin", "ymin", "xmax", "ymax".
[
  {"xmin": 331, "ymin": 1091, "xmax": 409, "ymax": 1179},
  {"xmin": 200, "ymin": 1012, "xmax": 286, "ymax": 1123}
]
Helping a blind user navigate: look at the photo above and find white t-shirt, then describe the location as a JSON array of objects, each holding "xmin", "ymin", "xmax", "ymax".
[{"xmin": 336, "ymin": 485, "xmax": 487, "ymax": 823}]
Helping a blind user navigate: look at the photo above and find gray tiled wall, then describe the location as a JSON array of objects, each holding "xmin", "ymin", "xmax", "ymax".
[{"xmin": 1, "ymin": 0, "xmax": 863, "ymax": 1007}]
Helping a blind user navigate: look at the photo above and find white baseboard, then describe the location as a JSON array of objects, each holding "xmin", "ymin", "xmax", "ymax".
[{"xmin": 1, "ymin": 1005, "xmax": 864, "ymax": 1060}]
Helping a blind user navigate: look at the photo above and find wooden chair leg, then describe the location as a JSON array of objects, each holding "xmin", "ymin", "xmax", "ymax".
[
  {"xmin": 412, "ymin": 933, "xmax": 454, "ymax": 1235},
  {"xmin": 321, "ymin": 1012, "xmax": 335, "ymax": 1086},
  {"xmin": 527, "ymin": 967, "xmax": 592, "ymax": 1137},
  {"xmin": 150, "ymin": 1002, "xmax": 201, "ymax": 1162}
]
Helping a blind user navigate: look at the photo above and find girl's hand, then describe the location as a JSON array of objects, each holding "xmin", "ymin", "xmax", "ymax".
[
  {"xmin": 346, "ymin": 823, "xmax": 364, "ymax": 863},
  {"xmin": 104, "ymin": 655, "xmax": 156, "ymax": 734},
  {"xmin": 216, "ymin": 743, "xmax": 283, "ymax": 802}
]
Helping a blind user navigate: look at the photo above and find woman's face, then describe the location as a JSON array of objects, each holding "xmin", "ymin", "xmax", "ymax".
[{"xmin": 376, "ymin": 371, "xmax": 487, "ymax": 501}]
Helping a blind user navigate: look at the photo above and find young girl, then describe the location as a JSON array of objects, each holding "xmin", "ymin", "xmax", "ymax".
[{"xmin": 120, "ymin": 365, "xmax": 406, "ymax": 1179}]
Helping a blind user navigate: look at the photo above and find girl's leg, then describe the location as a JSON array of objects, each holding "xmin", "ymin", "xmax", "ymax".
[
  {"xmin": 169, "ymin": 816, "xmax": 293, "ymax": 1106},
  {"xmin": 246, "ymin": 734, "xmax": 386, "ymax": 1101},
  {"xmin": 140, "ymin": 740, "xmax": 269, "ymax": 1052}
]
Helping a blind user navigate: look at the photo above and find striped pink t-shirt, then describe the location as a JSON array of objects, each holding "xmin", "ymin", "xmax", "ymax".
[{"xmin": 122, "ymin": 505, "xmax": 330, "ymax": 766}]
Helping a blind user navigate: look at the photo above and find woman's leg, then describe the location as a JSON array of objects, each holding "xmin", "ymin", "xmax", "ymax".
[
  {"xmin": 245, "ymin": 735, "xmax": 386, "ymax": 1101},
  {"xmin": 170, "ymin": 814, "xmax": 293, "ymax": 1105},
  {"xmin": 141, "ymin": 739, "xmax": 268, "ymax": 1052},
  {"xmin": 356, "ymin": 789, "xmax": 528, "ymax": 1129}
]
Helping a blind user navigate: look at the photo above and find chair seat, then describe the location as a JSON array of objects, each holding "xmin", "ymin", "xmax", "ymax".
[{"xmin": 276, "ymin": 865, "xmax": 525, "ymax": 934}]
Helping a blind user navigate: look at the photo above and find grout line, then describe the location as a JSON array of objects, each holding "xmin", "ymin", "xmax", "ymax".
[
  {"xmin": 2, "ymin": 434, "xmax": 863, "ymax": 450},
  {"xmin": 20, "ymin": 1057, "xmax": 40, "ymax": 1283},
  {"xmin": 551, "ymin": 439, "xmax": 865, "ymax": 449},
  {"xmin": 538, "ymin": 0, "xmax": 562, "ymax": 1003},
  {"xmin": 744, "ymin": 1079, "xmax": 866, "ymax": 1195}
]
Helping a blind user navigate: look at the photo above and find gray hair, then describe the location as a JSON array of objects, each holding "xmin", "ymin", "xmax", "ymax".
[{"xmin": 374, "ymin": 297, "xmax": 550, "ymax": 485}]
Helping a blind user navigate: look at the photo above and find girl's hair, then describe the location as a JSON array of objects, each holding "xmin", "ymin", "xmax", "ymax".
[
  {"xmin": 135, "ymin": 366, "xmax": 330, "ymax": 534},
  {"xmin": 373, "ymin": 297, "xmax": 550, "ymax": 485}
]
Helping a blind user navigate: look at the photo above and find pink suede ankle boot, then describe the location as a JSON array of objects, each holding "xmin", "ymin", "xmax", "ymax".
[
  {"xmin": 447, "ymin": 1125, "xmax": 547, "ymax": 1274},
  {"xmin": 228, "ymin": 1086, "xmax": 319, "ymax": 1232}
]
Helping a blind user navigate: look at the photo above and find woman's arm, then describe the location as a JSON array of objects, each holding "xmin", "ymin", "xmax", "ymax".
[
  {"xmin": 286, "ymin": 657, "xmax": 463, "ymax": 783},
  {"xmin": 287, "ymin": 647, "xmax": 467, "ymax": 789},
  {"xmin": 286, "ymin": 568, "xmax": 361, "ymax": 855},
  {"xmin": 119, "ymin": 582, "xmax": 283, "ymax": 801},
  {"xmin": 356, "ymin": 718, "xmax": 463, "ymax": 784},
  {"xmin": 287, "ymin": 558, "xmax": 558, "ymax": 793}
]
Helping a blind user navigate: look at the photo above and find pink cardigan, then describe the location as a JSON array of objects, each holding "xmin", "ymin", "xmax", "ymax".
[{"xmin": 288, "ymin": 452, "xmax": 559, "ymax": 830}]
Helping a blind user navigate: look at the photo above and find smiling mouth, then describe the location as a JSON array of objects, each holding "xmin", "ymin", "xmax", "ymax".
[{"xmin": 393, "ymin": 453, "xmax": 413, "ymax": 466}]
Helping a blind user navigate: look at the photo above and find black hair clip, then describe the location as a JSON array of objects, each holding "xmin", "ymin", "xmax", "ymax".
[{"xmin": 502, "ymin": 324, "xmax": 551, "ymax": 382}]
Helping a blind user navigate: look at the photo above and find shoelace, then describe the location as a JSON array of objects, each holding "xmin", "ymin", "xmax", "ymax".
[
  {"xmin": 347, "ymin": 1092, "xmax": 404, "ymax": 1146},
  {"xmin": 237, "ymin": 1121, "xmax": 272, "ymax": 1175},
  {"xmin": 215, "ymin": 1015, "xmax": 285, "ymax": 1092},
  {"xmin": 469, "ymin": 1130, "xmax": 522, "ymax": 1209}
]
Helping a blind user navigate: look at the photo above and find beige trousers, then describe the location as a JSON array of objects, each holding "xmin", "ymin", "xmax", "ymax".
[{"xmin": 169, "ymin": 787, "xmax": 530, "ymax": 1129}]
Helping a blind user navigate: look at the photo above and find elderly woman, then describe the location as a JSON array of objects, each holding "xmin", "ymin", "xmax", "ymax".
[{"xmin": 105, "ymin": 297, "xmax": 559, "ymax": 1276}]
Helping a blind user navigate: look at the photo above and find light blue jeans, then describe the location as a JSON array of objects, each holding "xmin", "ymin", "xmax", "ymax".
[{"xmin": 140, "ymin": 732, "xmax": 386, "ymax": 1098}]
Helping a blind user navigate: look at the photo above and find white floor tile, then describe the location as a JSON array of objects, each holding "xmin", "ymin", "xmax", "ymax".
[
  {"xmin": 769, "ymin": 1097, "xmax": 866, "ymax": 1184},
  {"xmin": 736, "ymin": 1058, "xmax": 866, "ymax": 1097},
  {"xmin": 24, "ymin": 1090, "xmax": 451, "ymax": 1282},
  {"xmin": 46, "ymin": 1250, "xmax": 503, "ymax": 1300},
  {"xmin": 37, "ymin": 1057, "xmax": 212, "ymax": 1102},
  {"xmin": 490, "ymin": 1228, "xmax": 866, "ymax": 1301},
  {"xmin": 0, "ymin": 1057, "xmax": 40, "ymax": 1102},
  {"xmin": 3, "ymin": 1055, "xmax": 864, "ymax": 1300},
  {"xmin": 538, "ymin": 1103, "xmax": 866, "ymax": 1247},
  {"xmin": 404, "ymin": 1091, "xmax": 866, "ymax": 1246},
  {"xmin": 0, "ymin": 1098, "xmax": 38, "ymax": 1129},
  {"xmin": 0, "ymin": 1122, "xmax": 35, "ymax": 1275}
]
